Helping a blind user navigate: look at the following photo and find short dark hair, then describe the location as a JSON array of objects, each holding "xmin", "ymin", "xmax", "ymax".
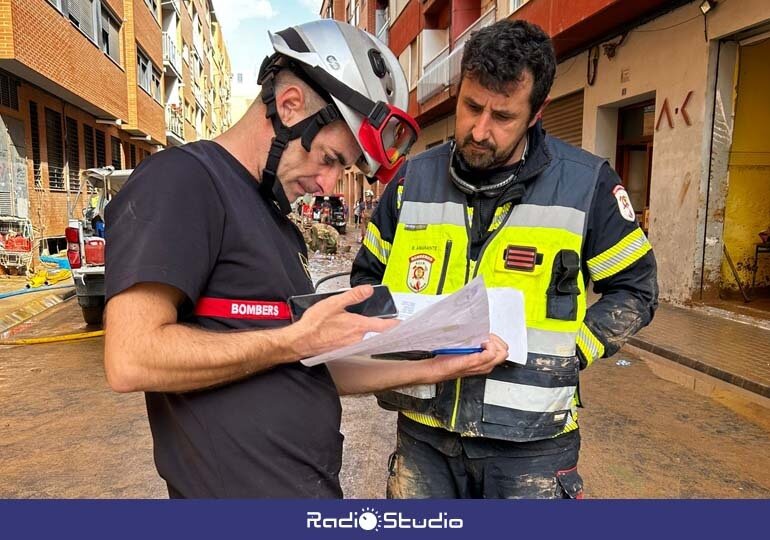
[{"xmin": 460, "ymin": 19, "xmax": 556, "ymax": 116}]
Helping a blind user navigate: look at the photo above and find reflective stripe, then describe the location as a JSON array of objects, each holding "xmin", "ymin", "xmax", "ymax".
[
  {"xmin": 561, "ymin": 410, "xmax": 579, "ymax": 434},
  {"xmin": 391, "ymin": 384, "xmax": 436, "ymax": 399},
  {"xmin": 402, "ymin": 410, "xmax": 444, "ymax": 428},
  {"xmin": 399, "ymin": 200, "xmax": 466, "ymax": 226},
  {"xmin": 587, "ymin": 228, "xmax": 651, "ymax": 281},
  {"xmin": 506, "ymin": 204, "xmax": 585, "ymax": 236},
  {"xmin": 396, "ymin": 185, "xmax": 404, "ymax": 210},
  {"xmin": 576, "ymin": 322, "xmax": 604, "ymax": 368},
  {"xmin": 484, "ymin": 379, "xmax": 576, "ymax": 413},
  {"xmin": 194, "ymin": 297, "xmax": 291, "ymax": 320},
  {"xmin": 489, "ymin": 203, "xmax": 512, "ymax": 232},
  {"xmin": 363, "ymin": 222, "xmax": 391, "ymax": 265},
  {"xmin": 527, "ymin": 327, "xmax": 577, "ymax": 356}
]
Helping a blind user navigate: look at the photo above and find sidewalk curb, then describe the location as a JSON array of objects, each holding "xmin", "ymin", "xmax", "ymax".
[
  {"xmin": 628, "ymin": 335, "xmax": 770, "ymax": 399},
  {"xmin": 0, "ymin": 288, "xmax": 76, "ymax": 336}
]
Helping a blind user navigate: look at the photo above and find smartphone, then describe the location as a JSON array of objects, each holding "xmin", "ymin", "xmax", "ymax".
[{"xmin": 287, "ymin": 284, "xmax": 398, "ymax": 322}]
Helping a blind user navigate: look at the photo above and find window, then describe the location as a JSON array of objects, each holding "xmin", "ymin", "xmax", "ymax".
[
  {"xmin": 129, "ymin": 144, "xmax": 137, "ymax": 168},
  {"xmin": 137, "ymin": 48, "xmax": 151, "ymax": 93},
  {"xmin": 95, "ymin": 129, "xmax": 106, "ymax": 167},
  {"xmin": 144, "ymin": 0, "xmax": 158, "ymax": 17},
  {"xmin": 510, "ymin": 0, "xmax": 526, "ymax": 13},
  {"xmin": 45, "ymin": 108, "xmax": 65, "ymax": 191},
  {"xmin": 0, "ymin": 69, "xmax": 19, "ymax": 110},
  {"xmin": 100, "ymin": 7, "xmax": 121, "ymax": 64},
  {"xmin": 83, "ymin": 124, "xmax": 95, "ymax": 169},
  {"xmin": 237, "ymin": 73, "xmax": 243, "ymax": 84},
  {"xmin": 29, "ymin": 102, "xmax": 43, "ymax": 189},
  {"xmin": 151, "ymin": 68, "xmax": 162, "ymax": 102},
  {"xmin": 67, "ymin": 0, "xmax": 97, "ymax": 41},
  {"xmin": 110, "ymin": 136, "xmax": 122, "ymax": 169},
  {"xmin": 65, "ymin": 117, "xmax": 80, "ymax": 192},
  {"xmin": 47, "ymin": 0, "xmax": 62, "ymax": 10}
]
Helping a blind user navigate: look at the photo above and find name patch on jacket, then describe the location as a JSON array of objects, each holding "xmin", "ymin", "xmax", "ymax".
[{"xmin": 503, "ymin": 245, "xmax": 542, "ymax": 271}]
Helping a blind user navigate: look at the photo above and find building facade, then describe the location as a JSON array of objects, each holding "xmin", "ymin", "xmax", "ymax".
[
  {"xmin": 0, "ymin": 0, "xmax": 230, "ymax": 252},
  {"xmin": 325, "ymin": 0, "xmax": 770, "ymax": 305}
]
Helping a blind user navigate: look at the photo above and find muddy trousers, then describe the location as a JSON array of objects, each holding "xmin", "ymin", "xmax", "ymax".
[{"xmin": 386, "ymin": 422, "xmax": 584, "ymax": 499}]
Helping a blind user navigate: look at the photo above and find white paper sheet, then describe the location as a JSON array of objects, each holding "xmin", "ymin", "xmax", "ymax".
[
  {"xmin": 391, "ymin": 287, "xmax": 527, "ymax": 364},
  {"xmin": 300, "ymin": 277, "xmax": 530, "ymax": 366},
  {"xmin": 301, "ymin": 276, "xmax": 490, "ymax": 366}
]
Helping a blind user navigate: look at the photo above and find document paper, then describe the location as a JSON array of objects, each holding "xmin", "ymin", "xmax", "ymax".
[{"xmin": 300, "ymin": 276, "xmax": 528, "ymax": 366}]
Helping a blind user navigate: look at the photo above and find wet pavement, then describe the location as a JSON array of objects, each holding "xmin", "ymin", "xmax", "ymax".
[{"xmin": 2, "ymin": 231, "xmax": 770, "ymax": 498}]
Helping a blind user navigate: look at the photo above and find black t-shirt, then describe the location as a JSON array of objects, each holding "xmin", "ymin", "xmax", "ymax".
[{"xmin": 105, "ymin": 141, "xmax": 343, "ymax": 498}]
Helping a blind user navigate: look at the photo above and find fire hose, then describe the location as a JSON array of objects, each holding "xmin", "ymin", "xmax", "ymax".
[{"xmin": 0, "ymin": 330, "xmax": 104, "ymax": 346}]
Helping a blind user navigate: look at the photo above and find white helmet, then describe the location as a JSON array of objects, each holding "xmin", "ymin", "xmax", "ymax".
[{"xmin": 257, "ymin": 20, "xmax": 418, "ymax": 212}]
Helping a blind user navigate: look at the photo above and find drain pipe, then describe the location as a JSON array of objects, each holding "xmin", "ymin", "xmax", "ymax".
[{"xmin": 699, "ymin": 40, "xmax": 722, "ymax": 301}]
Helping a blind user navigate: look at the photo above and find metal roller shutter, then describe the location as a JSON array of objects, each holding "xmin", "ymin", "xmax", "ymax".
[{"xmin": 541, "ymin": 90, "xmax": 584, "ymax": 148}]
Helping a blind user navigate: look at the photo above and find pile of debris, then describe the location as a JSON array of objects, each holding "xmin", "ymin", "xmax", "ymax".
[{"xmin": 288, "ymin": 213, "xmax": 340, "ymax": 255}]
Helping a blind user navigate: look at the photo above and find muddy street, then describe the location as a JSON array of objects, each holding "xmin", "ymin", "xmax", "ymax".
[{"xmin": 1, "ymin": 232, "xmax": 770, "ymax": 498}]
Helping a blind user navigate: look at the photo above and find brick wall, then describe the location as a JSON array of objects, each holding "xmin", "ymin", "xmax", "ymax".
[
  {"xmin": 10, "ymin": 82, "xmax": 154, "ymax": 243},
  {"xmin": 9, "ymin": 0, "xmax": 128, "ymax": 120},
  {"xmin": 389, "ymin": 0, "xmax": 420, "ymax": 57},
  {"xmin": 124, "ymin": 0, "xmax": 164, "ymax": 141},
  {"xmin": 0, "ymin": 0, "xmax": 15, "ymax": 59}
]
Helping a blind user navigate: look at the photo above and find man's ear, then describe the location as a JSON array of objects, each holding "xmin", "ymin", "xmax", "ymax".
[
  {"xmin": 275, "ymin": 84, "xmax": 305, "ymax": 126},
  {"xmin": 529, "ymin": 96, "xmax": 551, "ymax": 128}
]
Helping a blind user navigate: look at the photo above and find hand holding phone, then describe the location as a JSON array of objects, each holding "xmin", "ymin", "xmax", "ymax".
[
  {"xmin": 287, "ymin": 285, "xmax": 400, "ymax": 359},
  {"xmin": 288, "ymin": 284, "xmax": 398, "ymax": 322}
]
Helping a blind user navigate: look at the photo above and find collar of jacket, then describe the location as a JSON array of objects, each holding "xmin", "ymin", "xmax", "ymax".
[{"xmin": 516, "ymin": 120, "xmax": 551, "ymax": 183}]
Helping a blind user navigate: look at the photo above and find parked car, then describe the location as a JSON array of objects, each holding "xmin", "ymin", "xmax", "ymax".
[
  {"xmin": 65, "ymin": 167, "xmax": 131, "ymax": 325},
  {"xmin": 312, "ymin": 194, "xmax": 347, "ymax": 234}
]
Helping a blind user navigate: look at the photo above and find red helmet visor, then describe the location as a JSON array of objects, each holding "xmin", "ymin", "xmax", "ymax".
[{"xmin": 358, "ymin": 104, "xmax": 419, "ymax": 183}]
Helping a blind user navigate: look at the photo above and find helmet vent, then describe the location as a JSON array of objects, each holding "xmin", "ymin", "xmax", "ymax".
[{"xmin": 368, "ymin": 49, "xmax": 387, "ymax": 78}]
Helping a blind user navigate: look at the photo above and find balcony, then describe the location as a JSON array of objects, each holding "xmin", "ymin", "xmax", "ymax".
[
  {"xmin": 375, "ymin": 8, "xmax": 389, "ymax": 46},
  {"xmin": 166, "ymin": 105, "xmax": 184, "ymax": 144},
  {"xmin": 161, "ymin": 0, "xmax": 180, "ymax": 15},
  {"xmin": 193, "ymin": 83, "xmax": 207, "ymax": 112},
  {"xmin": 193, "ymin": 30, "xmax": 205, "ymax": 59},
  {"xmin": 416, "ymin": 7, "xmax": 495, "ymax": 104},
  {"xmin": 417, "ymin": 47, "xmax": 448, "ymax": 103},
  {"xmin": 449, "ymin": 7, "xmax": 496, "ymax": 83},
  {"xmin": 162, "ymin": 32, "xmax": 182, "ymax": 78}
]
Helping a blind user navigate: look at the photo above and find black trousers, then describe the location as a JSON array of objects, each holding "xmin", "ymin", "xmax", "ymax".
[{"xmin": 386, "ymin": 419, "xmax": 583, "ymax": 499}]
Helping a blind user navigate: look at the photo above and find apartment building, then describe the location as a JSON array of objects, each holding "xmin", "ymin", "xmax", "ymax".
[
  {"xmin": 320, "ymin": 0, "xmax": 389, "ymax": 209},
  {"xmin": 0, "ymin": 0, "xmax": 230, "ymax": 249},
  {"xmin": 325, "ymin": 0, "xmax": 770, "ymax": 308}
]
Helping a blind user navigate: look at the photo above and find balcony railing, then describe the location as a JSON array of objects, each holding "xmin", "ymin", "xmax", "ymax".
[
  {"xmin": 193, "ymin": 84, "xmax": 207, "ymax": 111},
  {"xmin": 375, "ymin": 7, "xmax": 389, "ymax": 45},
  {"xmin": 417, "ymin": 46, "xmax": 449, "ymax": 103},
  {"xmin": 162, "ymin": 0, "xmax": 180, "ymax": 14},
  {"xmin": 193, "ymin": 30, "xmax": 205, "ymax": 59},
  {"xmin": 449, "ymin": 7, "xmax": 496, "ymax": 84},
  {"xmin": 166, "ymin": 105, "xmax": 184, "ymax": 140},
  {"xmin": 163, "ymin": 32, "xmax": 182, "ymax": 76},
  {"xmin": 376, "ymin": 20, "xmax": 389, "ymax": 45},
  {"xmin": 416, "ymin": 8, "xmax": 496, "ymax": 104}
]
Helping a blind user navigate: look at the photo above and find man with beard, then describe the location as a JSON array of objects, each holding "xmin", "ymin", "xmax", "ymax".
[{"xmin": 351, "ymin": 19, "xmax": 658, "ymax": 498}]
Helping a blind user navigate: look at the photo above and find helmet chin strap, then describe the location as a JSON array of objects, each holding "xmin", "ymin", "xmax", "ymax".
[
  {"xmin": 257, "ymin": 55, "xmax": 342, "ymax": 214},
  {"xmin": 448, "ymin": 135, "xmax": 528, "ymax": 198}
]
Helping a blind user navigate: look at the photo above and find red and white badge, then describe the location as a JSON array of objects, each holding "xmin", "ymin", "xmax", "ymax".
[
  {"xmin": 407, "ymin": 253, "xmax": 434, "ymax": 293},
  {"xmin": 612, "ymin": 185, "xmax": 636, "ymax": 222}
]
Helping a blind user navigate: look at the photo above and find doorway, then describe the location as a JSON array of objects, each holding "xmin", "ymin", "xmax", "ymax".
[{"xmin": 615, "ymin": 100, "xmax": 655, "ymax": 233}]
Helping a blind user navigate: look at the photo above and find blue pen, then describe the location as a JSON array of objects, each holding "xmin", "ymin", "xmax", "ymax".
[{"xmin": 432, "ymin": 347, "xmax": 484, "ymax": 355}]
